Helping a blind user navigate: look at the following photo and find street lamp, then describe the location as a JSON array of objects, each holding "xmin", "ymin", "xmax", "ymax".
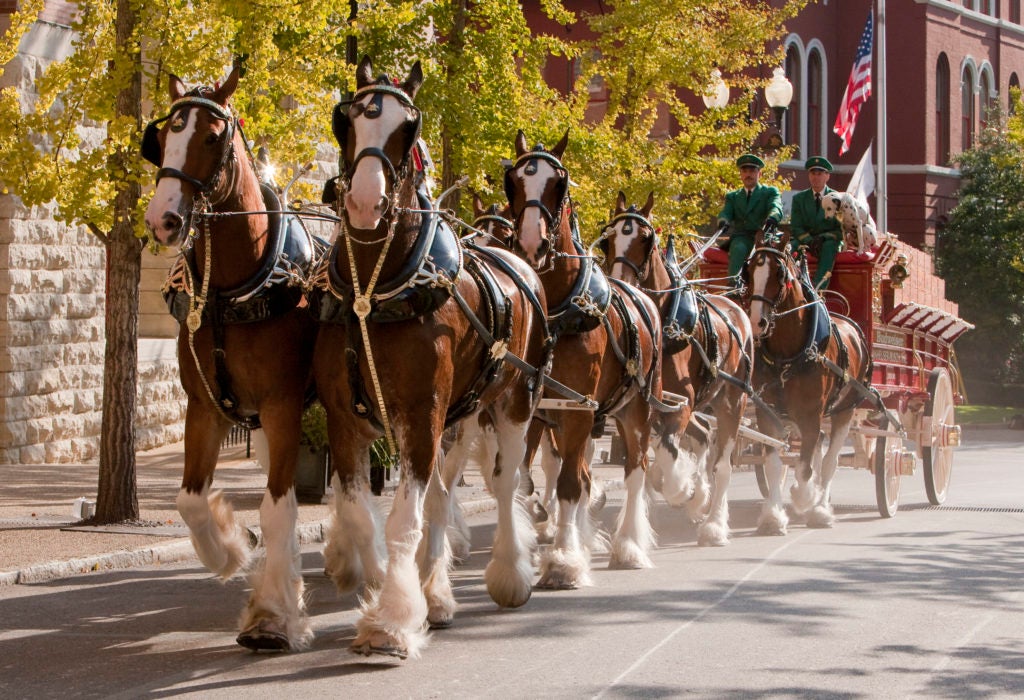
[
  {"xmin": 764, "ymin": 66, "xmax": 794, "ymax": 129},
  {"xmin": 702, "ymin": 68, "xmax": 730, "ymax": 110}
]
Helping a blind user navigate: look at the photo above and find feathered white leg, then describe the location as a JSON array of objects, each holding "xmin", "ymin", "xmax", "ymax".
[
  {"xmin": 352, "ymin": 477, "xmax": 429, "ymax": 660},
  {"xmin": 324, "ymin": 473, "xmax": 386, "ymax": 594},
  {"xmin": 757, "ymin": 449, "xmax": 790, "ymax": 536},
  {"xmin": 609, "ymin": 467, "xmax": 655, "ymax": 568},
  {"xmin": 420, "ymin": 466, "xmax": 456, "ymax": 629},
  {"xmin": 237, "ymin": 488, "xmax": 312, "ymax": 652},
  {"xmin": 482, "ymin": 421, "xmax": 537, "ymax": 608},
  {"xmin": 177, "ymin": 487, "xmax": 251, "ymax": 579}
]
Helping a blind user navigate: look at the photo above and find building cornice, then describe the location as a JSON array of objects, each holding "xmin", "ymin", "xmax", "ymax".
[
  {"xmin": 915, "ymin": 0, "xmax": 1024, "ymax": 38},
  {"xmin": 782, "ymin": 160, "xmax": 961, "ymax": 178}
]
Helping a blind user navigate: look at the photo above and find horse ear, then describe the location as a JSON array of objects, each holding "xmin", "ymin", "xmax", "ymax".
[
  {"xmin": 212, "ymin": 64, "xmax": 241, "ymax": 105},
  {"xmin": 642, "ymin": 191, "xmax": 655, "ymax": 217},
  {"xmin": 356, "ymin": 56, "xmax": 374, "ymax": 89},
  {"xmin": 169, "ymin": 74, "xmax": 186, "ymax": 101},
  {"xmin": 616, "ymin": 190, "xmax": 627, "ymax": 212},
  {"xmin": 514, "ymin": 130, "xmax": 528, "ymax": 158},
  {"xmin": 403, "ymin": 61, "xmax": 423, "ymax": 100},
  {"xmin": 551, "ymin": 128, "xmax": 570, "ymax": 159},
  {"xmin": 472, "ymin": 193, "xmax": 484, "ymax": 216}
]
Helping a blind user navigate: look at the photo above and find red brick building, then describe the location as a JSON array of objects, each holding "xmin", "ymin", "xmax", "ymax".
[{"xmin": 523, "ymin": 1, "xmax": 1024, "ymax": 250}]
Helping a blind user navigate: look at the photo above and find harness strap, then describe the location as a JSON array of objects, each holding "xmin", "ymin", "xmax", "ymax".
[
  {"xmin": 607, "ymin": 278, "xmax": 680, "ymax": 414},
  {"xmin": 446, "ymin": 273, "xmax": 597, "ymax": 409}
]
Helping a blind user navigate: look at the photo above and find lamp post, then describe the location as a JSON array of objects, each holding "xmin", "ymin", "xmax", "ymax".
[
  {"xmin": 764, "ymin": 66, "xmax": 794, "ymax": 131},
  {"xmin": 702, "ymin": 67, "xmax": 793, "ymax": 151},
  {"xmin": 702, "ymin": 68, "xmax": 730, "ymax": 110}
]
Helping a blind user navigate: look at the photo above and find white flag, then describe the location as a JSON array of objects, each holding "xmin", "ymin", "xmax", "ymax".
[{"xmin": 847, "ymin": 142, "xmax": 875, "ymax": 206}]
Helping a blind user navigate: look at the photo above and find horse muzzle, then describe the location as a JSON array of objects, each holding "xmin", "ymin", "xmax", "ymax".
[{"xmin": 145, "ymin": 208, "xmax": 187, "ymax": 247}]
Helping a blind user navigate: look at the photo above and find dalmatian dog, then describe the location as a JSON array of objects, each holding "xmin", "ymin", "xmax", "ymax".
[{"xmin": 821, "ymin": 191, "xmax": 877, "ymax": 254}]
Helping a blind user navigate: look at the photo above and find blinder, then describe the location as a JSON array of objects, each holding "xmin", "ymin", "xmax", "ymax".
[
  {"xmin": 141, "ymin": 117, "xmax": 168, "ymax": 166},
  {"xmin": 599, "ymin": 208, "xmax": 657, "ymax": 276},
  {"xmin": 140, "ymin": 93, "xmax": 238, "ymax": 194},
  {"xmin": 504, "ymin": 148, "xmax": 569, "ymax": 228},
  {"xmin": 331, "ymin": 82, "xmax": 423, "ymax": 179}
]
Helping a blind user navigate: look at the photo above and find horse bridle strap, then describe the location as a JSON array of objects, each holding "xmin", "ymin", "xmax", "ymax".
[
  {"xmin": 603, "ymin": 210, "xmax": 658, "ymax": 280},
  {"xmin": 342, "ymin": 84, "xmax": 421, "ymax": 178},
  {"xmin": 748, "ymin": 246, "xmax": 792, "ymax": 311},
  {"xmin": 508, "ymin": 150, "xmax": 569, "ymax": 231},
  {"xmin": 146, "ymin": 95, "xmax": 237, "ymax": 195}
]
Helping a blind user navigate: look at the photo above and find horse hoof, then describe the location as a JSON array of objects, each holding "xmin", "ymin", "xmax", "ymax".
[
  {"xmin": 428, "ymin": 617, "xmax": 453, "ymax": 630},
  {"xmin": 535, "ymin": 576, "xmax": 579, "ymax": 590},
  {"xmin": 350, "ymin": 641, "xmax": 409, "ymax": 660},
  {"xmin": 236, "ymin": 621, "xmax": 291, "ymax": 652}
]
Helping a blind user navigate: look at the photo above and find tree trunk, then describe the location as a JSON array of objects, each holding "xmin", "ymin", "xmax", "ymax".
[
  {"xmin": 440, "ymin": 0, "xmax": 467, "ymax": 210},
  {"xmin": 94, "ymin": 0, "xmax": 143, "ymax": 523}
]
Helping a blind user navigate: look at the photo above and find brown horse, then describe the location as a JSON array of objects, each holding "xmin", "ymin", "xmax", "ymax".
[
  {"xmin": 504, "ymin": 130, "xmax": 668, "ymax": 586},
  {"xmin": 142, "ymin": 65, "xmax": 321, "ymax": 651},
  {"xmin": 598, "ymin": 191, "xmax": 754, "ymax": 546},
  {"xmin": 311, "ymin": 58, "xmax": 547, "ymax": 659},
  {"xmin": 741, "ymin": 230, "xmax": 872, "ymax": 533},
  {"xmin": 468, "ymin": 196, "xmax": 561, "ymax": 536}
]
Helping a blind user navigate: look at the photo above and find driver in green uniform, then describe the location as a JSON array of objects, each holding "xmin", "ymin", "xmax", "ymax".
[
  {"xmin": 790, "ymin": 156, "xmax": 843, "ymax": 290},
  {"xmin": 717, "ymin": 153, "xmax": 784, "ymax": 279}
]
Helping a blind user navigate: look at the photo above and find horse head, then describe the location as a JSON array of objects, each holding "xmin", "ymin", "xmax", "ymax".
[
  {"xmin": 471, "ymin": 194, "xmax": 514, "ymax": 248},
  {"xmin": 332, "ymin": 56, "xmax": 423, "ymax": 231},
  {"xmin": 598, "ymin": 190, "xmax": 657, "ymax": 285},
  {"xmin": 143, "ymin": 64, "xmax": 243, "ymax": 246},
  {"xmin": 503, "ymin": 128, "xmax": 571, "ymax": 269},
  {"xmin": 742, "ymin": 229, "xmax": 801, "ymax": 340}
]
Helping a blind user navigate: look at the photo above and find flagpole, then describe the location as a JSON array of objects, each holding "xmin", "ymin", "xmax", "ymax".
[{"xmin": 876, "ymin": 0, "xmax": 887, "ymax": 234}]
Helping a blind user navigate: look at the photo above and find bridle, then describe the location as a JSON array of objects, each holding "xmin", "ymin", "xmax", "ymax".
[
  {"xmin": 504, "ymin": 148, "xmax": 570, "ymax": 248},
  {"xmin": 331, "ymin": 82, "xmax": 423, "ymax": 229},
  {"xmin": 142, "ymin": 91, "xmax": 239, "ymax": 200},
  {"xmin": 746, "ymin": 246, "xmax": 797, "ymax": 338},
  {"xmin": 597, "ymin": 208, "xmax": 657, "ymax": 282},
  {"xmin": 471, "ymin": 205, "xmax": 514, "ymax": 247}
]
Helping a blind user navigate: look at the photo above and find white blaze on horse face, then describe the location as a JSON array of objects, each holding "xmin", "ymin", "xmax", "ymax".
[
  {"xmin": 144, "ymin": 110, "xmax": 199, "ymax": 243},
  {"xmin": 344, "ymin": 94, "xmax": 409, "ymax": 230},
  {"xmin": 749, "ymin": 258, "xmax": 771, "ymax": 335},
  {"xmin": 516, "ymin": 159, "xmax": 559, "ymax": 267},
  {"xmin": 608, "ymin": 221, "xmax": 637, "ymax": 283}
]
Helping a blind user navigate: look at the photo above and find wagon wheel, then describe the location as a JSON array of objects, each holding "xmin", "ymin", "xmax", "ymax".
[
  {"xmin": 754, "ymin": 461, "xmax": 770, "ymax": 498},
  {"xmin": 874, "ymin": 416, "xmax": 902, "ymax": 518},
  {"xmin": 922, "ymin": 367, "xmax": 956, "ymax": 505}
]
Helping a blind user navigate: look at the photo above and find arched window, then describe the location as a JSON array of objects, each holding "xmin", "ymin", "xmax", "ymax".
[
  {"xmin": 962, "ymin": 64, "xmax": 976, "ymax": 151},
  {"xmin": 937, "ymin": 54, "xmax": 951, "ymax": 165},
  {"xmin": 784, "ymin": 45, "xmax": 802, "ymax": 157},
  {"xmin": 980, "ymin": 69, "xmax": 995, "ymax": 130},
  {"xmin": 1010, "ymin": 73, "xmax": 1021, "ymax": 114},
  {"xmin": 807, "ymin": 49, "xmax": 824, "ymax": 155}
]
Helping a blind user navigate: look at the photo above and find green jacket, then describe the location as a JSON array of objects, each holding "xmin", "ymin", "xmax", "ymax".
[
  {"xmin": 790, "ymin": 186, "xmax": 843, "ymax": 244},
  {"xmin": 719, "ymin": 184, "xmax": 783, "ymax": 236}
]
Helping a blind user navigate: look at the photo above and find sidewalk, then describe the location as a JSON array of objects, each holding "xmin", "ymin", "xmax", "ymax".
[
  {"xmin": 0, "ymin": 432, "xmax": 625, "ymax": 586},
  {"xmin": 0, "ymin": 440, "xmax": 492, "ymax": 586}
]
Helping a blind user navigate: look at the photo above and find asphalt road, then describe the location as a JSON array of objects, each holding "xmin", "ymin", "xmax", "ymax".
[{"xmin": 1, "ymin": 427, "xmax": 1022, "ymax": 699}]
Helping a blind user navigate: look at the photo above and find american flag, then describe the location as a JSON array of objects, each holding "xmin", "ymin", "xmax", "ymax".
[{"xmin": 833, "ymin": 11, "xmax": 873, "ymax": 156}]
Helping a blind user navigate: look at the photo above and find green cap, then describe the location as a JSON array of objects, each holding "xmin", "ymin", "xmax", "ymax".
[
  {"xmin": 805, "ymin": 156, "xmax": 833, "ymax": 172},
  {"xmin": 736, "ymin": 153, "xmax": 765, "ymax": 169}
]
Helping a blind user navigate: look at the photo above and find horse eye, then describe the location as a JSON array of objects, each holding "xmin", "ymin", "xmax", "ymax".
[{"xmin": 205, "ymin": 132, "xmax": 219, "ymax": 145}]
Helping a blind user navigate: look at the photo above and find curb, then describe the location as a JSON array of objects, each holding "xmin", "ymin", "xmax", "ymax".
[{"xmin": 0, "ymin": 495, "xmax": 498, "ymax": 587}]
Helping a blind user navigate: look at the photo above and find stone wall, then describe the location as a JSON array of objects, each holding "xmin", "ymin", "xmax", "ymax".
[
  {"xmin": 0, "ymin": 14, "xmax": 339, "ymax": 465},
  {"xmin": 0, "ymin": 198, "xmax": 106, "ymax": 464}
]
